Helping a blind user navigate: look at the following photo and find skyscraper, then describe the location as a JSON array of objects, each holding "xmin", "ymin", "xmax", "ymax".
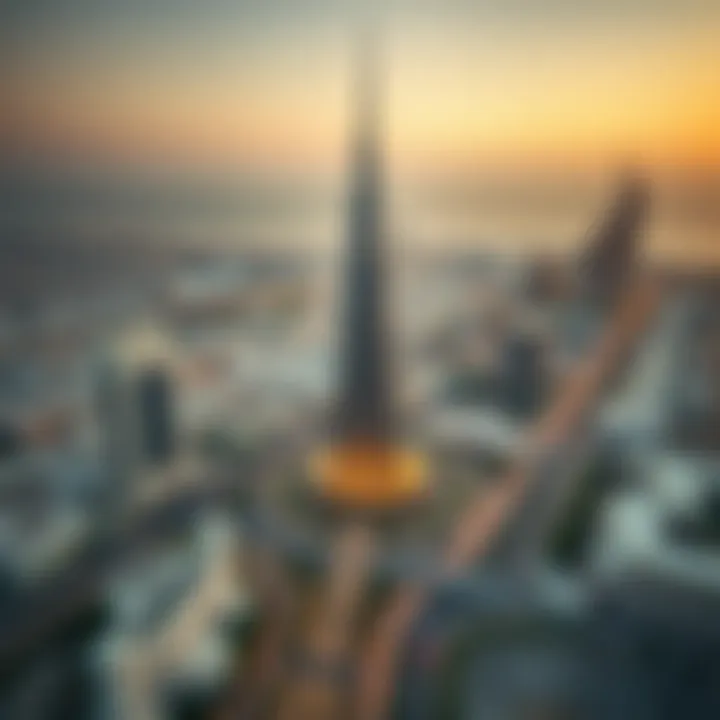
[
  {"xmin": 499, "ymin": 331, "xmax": 546, "ymax": 420},
  {"xmin": 96, "ymin": 325, "xmax": 177, "ymax": 514},
  {"xmin": 579, "ymin": 176, "xmax": 649, "ymax": 306},
  {"xmin": 310, "ymin": 22, "xmax": 426, "ymax": 510},
  {"xmin": 333, "ymin": 29, "xmax": 393, "ymax": 443},
  {"xmin": 137, "ymin": 369, "xmax": 175, "ymax": 464}
]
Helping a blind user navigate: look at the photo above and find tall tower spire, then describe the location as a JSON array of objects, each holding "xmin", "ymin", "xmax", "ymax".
[
  {"xmin": 334, "ymin": 17, "xmax": 393, "ymax": 442},
  {"xmin": 309, "ymin": 17, "xmax": 427, "ymax": 511}
]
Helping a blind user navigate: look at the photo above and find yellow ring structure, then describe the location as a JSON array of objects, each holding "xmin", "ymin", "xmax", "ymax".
[{"xmin": 309, "ymin": 442, "xmax": 428, "ymax": 510}]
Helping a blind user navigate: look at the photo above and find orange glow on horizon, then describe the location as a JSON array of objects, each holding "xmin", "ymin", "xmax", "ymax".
[{"xmin": 4, "ymin": 20, "xmax": 720, "ymax": 175}]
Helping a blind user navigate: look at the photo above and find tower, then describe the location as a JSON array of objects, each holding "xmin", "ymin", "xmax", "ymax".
[
  {"xmin": 580, "ymin": 175, "xmax": 649, "ymax": 307},
  {"xmin": 96, "ymin": 325, "xmax": 177, "ymax": 514},
  {"xmin": 309, "ymin": 22, "xmax": 427, "ymax": 510},
  {"xmin": 333, "ymin": 26, "xmax": 393, "ymax": 442}
]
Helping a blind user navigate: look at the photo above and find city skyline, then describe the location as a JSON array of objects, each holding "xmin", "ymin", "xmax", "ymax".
[{"xmin": 1, "ymin": 6, "xmax": 720, "ymax": 718}]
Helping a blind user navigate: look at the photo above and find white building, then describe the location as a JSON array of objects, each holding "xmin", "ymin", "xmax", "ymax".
[{"xmin": 96, "ymin": 512, "xmax": 254, "ymax": 720}]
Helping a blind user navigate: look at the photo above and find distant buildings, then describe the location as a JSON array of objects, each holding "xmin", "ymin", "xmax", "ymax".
[
  {"xmin": 167, "ymin": 257, "xmax": 310, "ymax": 335},
  {"xmin": 431, "ymin": 287, "xmax": 552, "ymax": 464}
]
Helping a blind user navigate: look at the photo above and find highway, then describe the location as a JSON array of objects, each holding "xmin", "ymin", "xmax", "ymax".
[
  {"xmin": 275, "ymin": 523, "xmax": 375, "ymax": 720},
  {"xmin": 214, "ymin": 550, "xmax": 296, "ymax": 720},
  {"xmin": 213, "ymin": 524, "xmax": 375, "ymax": 720},
  {"xmin": 354, "ymin": 277, "xmax": 663, "ymax": 720}
]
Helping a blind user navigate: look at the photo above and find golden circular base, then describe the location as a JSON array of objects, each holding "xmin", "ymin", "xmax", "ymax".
[{"xmin": 308, "ymin": 442, "xmax": 428, "ymax": 510}]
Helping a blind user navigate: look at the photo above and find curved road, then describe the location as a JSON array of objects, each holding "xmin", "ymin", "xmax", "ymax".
[{"xmin": 355, "ymin": 277, "xmax": 663, "ymax": 720}]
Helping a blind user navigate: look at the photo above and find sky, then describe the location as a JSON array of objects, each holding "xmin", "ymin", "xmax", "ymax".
[{"xmin": 3, "ymin": 0, "xmax": 720, "ymax": 180}]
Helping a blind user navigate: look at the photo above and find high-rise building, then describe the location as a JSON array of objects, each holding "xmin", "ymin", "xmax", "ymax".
[
  {"xmin": 95, "ymin": 325, "xmax": 177, "ymax": 512},
  {"xmin": 137, "ymin": 369, "xmax": 175, "ymax": 464},
  {"xmin": 333, "ymin": 31, "xmax": 393, "ymax": 443},
  {"xmin": 309, "ymin": 26, "xmax": 426, "ymax": 511},
  {"xmin": 499, "ymin": 331, "xmax": 546, "ymax": 420},
  {"xmin": 579, "ymin": 176, "xmax": 649, "ymax": 307}
]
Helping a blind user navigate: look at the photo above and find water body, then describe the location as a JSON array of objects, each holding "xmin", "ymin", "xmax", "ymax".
[{"xmin": 3, "ymin": 168, "xmax": 719, "ymax": 267}]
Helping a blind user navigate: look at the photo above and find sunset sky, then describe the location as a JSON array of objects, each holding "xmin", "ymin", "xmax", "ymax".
[{"xmin": 3, "ymin": 0, "xmax": 720, "ymax": 179}]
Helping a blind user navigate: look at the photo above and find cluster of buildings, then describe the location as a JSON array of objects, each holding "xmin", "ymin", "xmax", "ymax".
[
  {"xmin": 0, "ymin": 249, "xmax": 313, "ymax": 719},
  {"xmin": 396, "ymin": 278, "xmax": 720, "ymax": 720}
]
